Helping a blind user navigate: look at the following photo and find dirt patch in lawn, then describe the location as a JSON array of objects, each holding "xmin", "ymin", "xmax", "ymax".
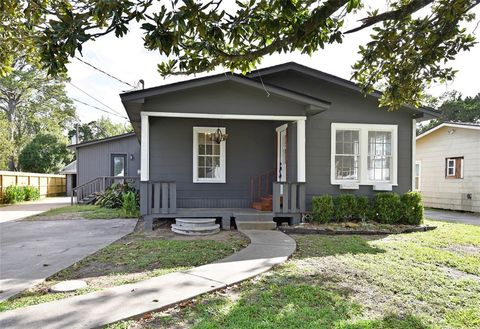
[{"xmin": 443, "ymin": 244, "xmax": 480, "ymax": 256}]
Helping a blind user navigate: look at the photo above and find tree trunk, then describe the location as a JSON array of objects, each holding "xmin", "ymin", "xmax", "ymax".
[{"xmin": 6, "ymin": 99, "xmax": 17, "ymax": 171}]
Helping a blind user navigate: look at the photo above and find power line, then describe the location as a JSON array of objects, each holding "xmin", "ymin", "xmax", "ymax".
[
  {"xmin": 71, "ymin": 97, "xmax": 128, "ymax": 119},
  {"xmin": 69, "ymin": 82, "xmax": 126, "ymax": 117},
  {"xmin": 75, "ymin": 56, "xmax": 136, "ymax": 88}
]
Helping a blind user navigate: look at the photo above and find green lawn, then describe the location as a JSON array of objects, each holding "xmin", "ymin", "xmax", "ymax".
[
  {"xmin": 0, "ymin": 231, "xmax": 248, "ymax": 312},
  {"xmin": 27, "ymin": 204, "xmax": 136, "ymax": 219},
  {"xmin": 111, "ymin": 220, "xmax": 480, "ymax": 329}
]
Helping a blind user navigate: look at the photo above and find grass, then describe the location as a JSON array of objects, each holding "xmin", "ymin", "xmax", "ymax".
[
  {"xmin": 27, "ymin": 204, "xmax": 136, "ymax": 220},
  {"xmin": 111, "ymin": 220, "xmax": 480, "ymax": 329},
  {"xmin": 0, "ymin": 231, "xmax": 248, "ymax": 312}
]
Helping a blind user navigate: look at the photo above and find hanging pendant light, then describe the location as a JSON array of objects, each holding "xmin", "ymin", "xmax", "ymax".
[{"xmin": 213, "ymin": 128, "xmax": 228, "ymax": 144}]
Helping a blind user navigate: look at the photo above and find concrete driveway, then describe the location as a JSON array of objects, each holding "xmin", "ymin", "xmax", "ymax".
[
  {"xmin": 0, "ymin": 197, "xmax": 72, "ymax": 223},
  {"xmin": 425, "ymin": 209, "xmax": 480, "ymax": 226},
  {"xmin": 0, "ymin": 219, "xmax": 137, "ymax": 301}
]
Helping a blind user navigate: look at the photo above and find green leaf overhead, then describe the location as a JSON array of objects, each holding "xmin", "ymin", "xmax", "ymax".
[{"xmin": 1, "ymin": 0, "xmax": 479, "ymax": 109}]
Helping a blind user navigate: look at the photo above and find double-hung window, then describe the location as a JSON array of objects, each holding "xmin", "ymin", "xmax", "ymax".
[
  {"xmin": 445, "ymin": 157, "xmax": 463, "ymax": 179},
  {"xmin": 331, "ymin": 123, "xmax": 398, "ymax": 187},
  {"xmin": 193, "ymin": 127, "xmax": 226, "ymax": 183}
]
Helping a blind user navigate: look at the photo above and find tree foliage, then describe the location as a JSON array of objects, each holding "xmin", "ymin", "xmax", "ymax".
[
  {"xmin": 0, "ymin": 59, "xmax": 76, "ymax": 169},
  {"xmin": 0, "ymin": 115, "xmax": 12, "ymax": 170},
  {"xmin": 1, "ymin": 0, "xmax": 478, "ymax": 110},
  {"xmin": 18, "ymin": 133, "xmax": 72, "ymax": 173},
  {"xmin": 417, "ymin": 92, "xmax": 480, "ymax": 134},
  {"xmin": 68, "ymin": 116, "xmax": 133, "ymax": 143}
]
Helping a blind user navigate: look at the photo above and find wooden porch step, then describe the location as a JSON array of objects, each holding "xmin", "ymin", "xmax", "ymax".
[{"xmin": 251, "ymin": 202, "xmax": 273, "ymax": 211}]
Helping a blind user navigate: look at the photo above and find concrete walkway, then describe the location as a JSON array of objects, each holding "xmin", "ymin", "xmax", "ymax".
[
  {"xmin": 0, "ymin": 230, "xmax": 296, "ymax": 329},
  {"xmin": 425, "ymin": 209, "xmax": 480, "ymax": 226},
  {"xmin": 0, "ymin": 197, "xmax": 72, "ymax": 223},
  {"xmin": 0, "ymin": 219, "xmax": 137, "ymax": 301}
]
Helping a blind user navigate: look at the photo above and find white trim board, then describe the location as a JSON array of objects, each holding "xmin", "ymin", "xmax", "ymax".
[{"xmin": 141, "ymin": 111, "xmax": 306, "ymax": 122}]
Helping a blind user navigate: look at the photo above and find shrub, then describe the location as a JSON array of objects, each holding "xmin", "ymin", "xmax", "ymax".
[
  {"xmin": 311, "ymin": 195, "xmax": 334, "ymax": 223},
  {"xmin": 3, "ymin": 185, "xmax": 26, "ymax": 204},
  {"xmin": 23, "ymin": 186, "xmax": 40, "ymax": 201},
  {"xmin": 334, "ymin": 194, "xmax": 357, "ymax": 221},
  {"xmin": 122, "ymin": 191, "xmax": 140, "ymax": 217},
  {"xmin": 401, "ymin": 191, "xmax": 424, "ymax": 225},
  {"xmin": 374, "ymin": 193, "xmax": 403, "ymax": 224},
  {"xmin": 96, "ymin": 183, "xmax": 139, "ymax": 209},
  {"xmin": 355, "ymin": 196, "xmax": 373, "ymax": 222}
]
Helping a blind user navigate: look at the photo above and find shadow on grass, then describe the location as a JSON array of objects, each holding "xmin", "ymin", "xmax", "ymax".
[
  {"xmin": 292, "ymin": 234, "xmax": 386, "ymax": 259},
  {"xmin": 159, "ymin": 274, "xmax": 430, "ymax": 329}
]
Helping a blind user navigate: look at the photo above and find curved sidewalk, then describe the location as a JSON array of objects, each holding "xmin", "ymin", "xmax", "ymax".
[{"xmin": 0, "ymin": 230, "xmax": 296, "ymax": 329}]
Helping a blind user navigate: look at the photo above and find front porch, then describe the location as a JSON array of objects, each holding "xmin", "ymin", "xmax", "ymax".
[
  {"xmin": 139, "ymin": 112, "xmax": 308, "ymax": 231},
  {"xmin": 141, "ymin": 181, "xmax": 306, "ymax": 230}
]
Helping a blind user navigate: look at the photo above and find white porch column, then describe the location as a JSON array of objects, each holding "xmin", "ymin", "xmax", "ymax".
[
  {"xmin": 141, "ymin": 113, "xmax": 150, "ymax": 181},
  {"xmin": 297, "ymin": 118, "xmax": 306, "ymax": 183},
  {"xmin": 411, "ymin": 118, "xmax": 416, "ymax": 190}
]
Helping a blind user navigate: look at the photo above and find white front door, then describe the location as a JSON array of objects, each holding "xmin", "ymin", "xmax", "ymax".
[{"xmin": 276, "ymin": 124, "xmax": 288, "ymax": 182}]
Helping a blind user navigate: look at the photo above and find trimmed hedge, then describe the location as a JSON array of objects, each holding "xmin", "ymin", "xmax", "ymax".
[
  {"xmin": 311, "ymin": 195, "xmax": 334, "ymax": 224},
  {"xmin": 311, "ymin": 191, "xmax": 424, "ymax": 225},
  {"xmin": 2, "ymin": 185, "xmax": 40, "ymax": 204}
]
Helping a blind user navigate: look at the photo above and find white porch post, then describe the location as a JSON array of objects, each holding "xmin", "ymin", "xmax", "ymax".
[
  {"xmin": 411, "ymin": 118, "xmax": 416, "ymax": 191},
  {"xmin": 297, "ymin": 118, "xmax": 306, "ymax": 183},
  {"xmin": 141, "ymin": 113, "xmax": 150, "ymax": 181}
]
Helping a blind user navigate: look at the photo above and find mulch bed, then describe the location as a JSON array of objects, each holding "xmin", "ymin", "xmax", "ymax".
[{"xmin": 278, "ymin": 223, "xmax": 436, "ymax": 235}]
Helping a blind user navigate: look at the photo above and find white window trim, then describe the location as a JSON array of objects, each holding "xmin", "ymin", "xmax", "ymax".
[
  {"xmin": 446, "ymin": 158, "xmax": 456, "ymax": 177},
  {"xmin": 193, "ymin": 127, "xmax": 226, "ymax": 183},
  {"xmin": 330, "ymin": 123, "xmax": 398, "ymax": 186},
  {"xmin": 415, "ymin": 161, "xmax": 421, "ymax": 191}
]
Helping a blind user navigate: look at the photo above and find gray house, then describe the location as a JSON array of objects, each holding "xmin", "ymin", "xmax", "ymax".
[
  {"xmin": 73, "ymin": 62, "xmax": 437, "ymax": 229},
  {"xmin": 69, "ymin": 132, "xmax": 141, "ymax": 200}
]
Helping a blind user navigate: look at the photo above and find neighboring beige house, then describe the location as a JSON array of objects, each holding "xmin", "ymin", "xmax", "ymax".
[{"xmin": 416, "ymin": 122, "xmax": 480, "ymax": 212}]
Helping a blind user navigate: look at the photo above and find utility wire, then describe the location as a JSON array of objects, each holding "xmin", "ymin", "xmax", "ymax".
[
  {"xmin": 71, "ymin": 97, "xmax": 128, "ymax": 119},
  {"xmin": 75, "ymin": 56, "xmax": 136, "ymax": 88},
  {"xmin": 69, "ymin": 82, "xmax": 126, "ymax": 117}
]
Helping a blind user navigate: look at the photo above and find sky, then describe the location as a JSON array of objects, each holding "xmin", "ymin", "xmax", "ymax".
[{"xmin": 65, "ymin": 3, "xmax": 480, "ymax": 125}]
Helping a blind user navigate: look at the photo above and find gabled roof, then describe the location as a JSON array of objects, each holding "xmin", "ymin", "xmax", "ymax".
[
  {"xmin": 416, "ymin": 122, "xmax": 480, "ymax": 140},
  {"xmin": 247, "ymin": 62, "xmax": 440, "ymax": 119},
  {"xmin": 68, "ymin": 132, "xmax": 136, "ymax": 149},
  {"xmin": 59, "ymin": 160, "xmax": 76, "ymax": 174},
  {"xmin": 120, "ymin": 73, "xmax": 331, "ymax": 110}
]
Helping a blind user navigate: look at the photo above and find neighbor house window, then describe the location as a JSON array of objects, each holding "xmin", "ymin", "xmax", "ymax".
[
  {"xmin": 111, "ymin": 154, "xmax": 126, "ymax": 177},
  {"xmin": 193, "ymin": 127, "xmax": 226, "ymax": 183},
  {"xmin": 414, "ymin": 161, "xmax": 421, "ymax": 190},
  {"xmin": 445, "ymin": 157, "xmax": 463, "ymax": 179},
  {"xmin": 331, "ymin": 123, "xmax": 398, "ymax": 186}
]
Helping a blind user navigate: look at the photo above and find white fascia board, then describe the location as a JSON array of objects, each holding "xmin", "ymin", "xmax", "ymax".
[{"xmin": 141, "ymin": 111, "xmax": 306, "ymax": 122}]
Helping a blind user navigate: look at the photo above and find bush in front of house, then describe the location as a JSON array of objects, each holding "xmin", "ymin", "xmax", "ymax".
[
  {"xmin": 122, "ymin": 191, "xmax": 140, "ymax": 217},
  {"xmin": 96, "ymin": 183, "xmax": 139, "ymax": 209},
  {"xmin": 374, "ymin": 192, "xmax": 403, "ymax": 224},
  {"xmin": 3, "ymin": 185, "xmax": 26, "ymax": 204},
  {"xmin": 23, "ymin": 186, "xmax": 40, "ymax": 201},
  {"xmin": 401, "ymin": 191, "xmax": 424, "ymax": 225},
  {"xmin": 355, "ymin": 195, "xmax": 373, "ymax": 222},
  {"xmin": 334, "ymin": 194, "xmax": 357, "ymax": 221},
  {"xmin": 309, "ymin": 191, "xmax": 424, "ymax": 225},
  {"xmin": 311, "ymin": 195, "xmax": 334, "ymax": 223}
]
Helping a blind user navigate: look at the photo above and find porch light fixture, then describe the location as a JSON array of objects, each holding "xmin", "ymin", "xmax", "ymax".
[{"xmin": 211, "ymin": 128, "xmax": 228, "ymax": 144}]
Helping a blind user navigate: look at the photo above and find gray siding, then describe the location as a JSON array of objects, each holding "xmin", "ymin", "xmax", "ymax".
[
  {"xmin": 77, "ymin": 135, "xmax": 140, "ymax": 186},
  {"xmin": 258, "ymin": 70, "xmax": 414, "ymax": 204},
  {"xmin": 149, "ymin": 117, "xmax": 280, "ymax": 208},
  {"xmin": 143, "ymin": 81, "xmax": 306, "ymax": 117}
]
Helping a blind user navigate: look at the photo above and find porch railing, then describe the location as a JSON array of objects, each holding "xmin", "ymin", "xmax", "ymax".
[
  {"xmin": 250, "ymin": 170, "xmax": 276, "ymax": 202},
  {"xmin": 72, "ymin": 176, "xmax": 140, "ymax": 204},
  {"xmin": 273, "ymin": 182, "xmax": 306, "ymax": 214},
  {"xmin": 145, "ymin": 181, "xmax": 177, "ymax": 215}
]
